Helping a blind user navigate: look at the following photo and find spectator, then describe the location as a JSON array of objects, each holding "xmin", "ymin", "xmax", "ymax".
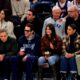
[
  {"xmin": 42, "ymin": 5, "xmax": 66, "ymax": 39},
  {"xmin": 0, "ymin": 29, "xmax": 18, "ymax": 80},
  {"xmin": 11, "ymin": 0, "xmax": 30, "ymax": 22},
  {"xmin": 0, "ymin": 9, "xmax": 16, "ymax": 39},
  {"xmin": 60, "ymin": 24, "xmax": 80, "ymax": 80},
  {"xmin": 73, "ymin": 0, "xmax": 80, "ymax": 14},
  {"xmin": 56, "ymin": 0, "xmax": 73, "ymax": 18},
  {"xmin": 20, "ymin": 9, "xmax": 42, "ymax": 38},
  {"xmin": 65, "ymin": 5, "xmax": 80, "ymax": 34},
  {"xmin": 18, "ymin": 23, "xmax": 40, "ymax": 80},
  {"xmin": 38, "ymin": 24, "xmax": 62, "ymax": 80}
]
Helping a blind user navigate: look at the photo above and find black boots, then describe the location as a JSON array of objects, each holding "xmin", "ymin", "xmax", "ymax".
[
  {"xmin": 60, "ymin": 73, "xmax": 78, "ymax": 80},
  {"xmin": 71, "ymin": 73, "xmax": 78, "ymax": 80},
  {"xmin": 51, "ymin": 64, "xmax": 59, "ymax": 80},
  {"xmin": 60, "ymin": 73, "xmax": 67, "ymax": 80}
]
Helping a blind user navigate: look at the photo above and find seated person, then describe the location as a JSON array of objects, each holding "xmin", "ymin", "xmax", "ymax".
[
  {"xmin": 38, "ymin": 23, "xmax": 62, "ymax": 80},
  {"xmin": 60, "ymin": 24, "xmax": 80, "ymax": 80},
  {"xmin": 0, "ymin": 9, "xmax": 16, "ymax": 39},
  {"xmin": 18, "ymin": 23, "xmax": 40, "ymax": 80},
  {"xmin": 0, "ymin": 29, "xmax": 18, "ymax": 80}
]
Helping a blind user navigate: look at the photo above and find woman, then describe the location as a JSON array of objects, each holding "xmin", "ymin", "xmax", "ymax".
[
  {"xmin": 0, "ymin": 9, "xmax": 16, "ymax": 39},
  {"xmin": 38, "ymin": 24, "xmax": 62, "ymax": 80},
  {"xmin": 60, "ymin": 24, "xmax": 80, "ymax": 80}
]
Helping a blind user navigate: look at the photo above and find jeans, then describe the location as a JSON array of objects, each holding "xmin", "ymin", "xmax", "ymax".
[
  {"xmin": 38, "ymin": 55, "xmax": 59, "ymax": 66},
  {"xmin": 60, "ymin": 56, "xmax": 77, "ymax": 73}
]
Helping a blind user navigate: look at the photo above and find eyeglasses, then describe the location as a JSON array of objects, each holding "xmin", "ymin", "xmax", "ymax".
[
  {"xmin": 24, "ymin": 30, "xmax": 31, "ymax": 32},
  {"xmin": 68, "ymin": 10, "xmax": 75, "ymax": 12}
]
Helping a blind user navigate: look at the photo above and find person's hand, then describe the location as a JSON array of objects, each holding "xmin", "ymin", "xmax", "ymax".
[
  {"xmin": 0, "ymin": 54, "xmax": 5, "ymax": 61},
  {"xmin": 44, "ymin": 55, "xmax": 48, "ymax": 60},
  {"xmin": 33, "ymin": 0, "xmax": 38, "ymax": 3},
  {"xmin": 65, "ymin": 53, "xmax": 74, "ymax": 58},
  {"xmin": 50, "ymin": 42, "xmax": 54, "ymax": 49},
  {"xmin": 19, "ymin": 50, "xmax": 25, "ymax": 56},
  {"xmin": 22, "ymin": 55, "xmax": 28, "ymax": 62}
]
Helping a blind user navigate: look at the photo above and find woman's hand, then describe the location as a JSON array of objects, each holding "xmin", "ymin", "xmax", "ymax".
[
  {"xmin": 50, "ymin": 42, "xmax": 54, "ymax": 49},
  {"xmin": 65, "ymin": 53, "xmax": 74, "ymax": 58}
]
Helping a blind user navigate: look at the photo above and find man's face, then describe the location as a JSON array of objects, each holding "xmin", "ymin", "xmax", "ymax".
[
  {"xmin": 24, "ymin": 26, "xmax": 33, "ymax": 38},
  {"xmin": 52, "ymin": 10, "xmax": 61, "ymax": 20},
  {"xmin": 0, "ymin": 32, "xmax": 8, "ymax": 42},
  {"xmin": 26, "ymin": 11, "xmax": 35, "ymax": 21},
  {"xmin": 68, "ymin": 8, "xmax": 77, "ymax": 18}
]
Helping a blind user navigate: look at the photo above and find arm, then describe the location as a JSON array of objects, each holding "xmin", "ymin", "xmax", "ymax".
[
  {"xmin": 21, "ymin": 0, "xmax": 30, "ymax": 21},
  {"xmin": 7, "ymin": 21, "xmax": 16, "ymax": 39}
]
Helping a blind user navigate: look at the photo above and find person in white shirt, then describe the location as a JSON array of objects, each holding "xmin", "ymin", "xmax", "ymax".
[
  {"xmin": 11, "ymin": 0, "xmax": 30, "ymax": 21},
  {"xmin": 42, "ymin": 6, "xmax": 66, "ymax": 39},
  {"xmin": 0, "ymin": 9, "xmax": 16, "ymax": 39}
]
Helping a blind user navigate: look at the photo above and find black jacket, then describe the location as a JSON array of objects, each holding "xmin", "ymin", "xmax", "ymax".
[{"xmin": 0, "ymin": 37, "xmax": 18, "ymax": 56}]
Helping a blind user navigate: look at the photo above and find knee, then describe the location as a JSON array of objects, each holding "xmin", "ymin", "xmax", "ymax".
[{"xmin": 38, "ymin": 57, "xmax": 45, "ymax": 65}]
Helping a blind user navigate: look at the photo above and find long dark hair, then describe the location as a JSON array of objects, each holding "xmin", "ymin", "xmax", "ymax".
[
  {"xmin": 45, "ymin": 23, "xmax": 57, "ymax": 40},
  {"xmin": 0, "ymin": 9, "xmax": 11, "ymax": 21}
]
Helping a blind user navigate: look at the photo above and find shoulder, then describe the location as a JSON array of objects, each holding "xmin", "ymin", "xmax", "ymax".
[
  {"xmin": 44, "ymin": 17, "xmax": 52, "ymax": 22},
  {"xmin": 56, "ymin": 35, "xmax": 62, "ymax": 41},
  {"xmin": 7, "ymin": 21, "xmax": 13, "ymax": 25},
  {"xmin": 8, "ymin": 37, "xmax": 17, "ymax": 43},
  {"xmin": 23, "ymin": 0, "xmax": 30, "ymax": 4}
]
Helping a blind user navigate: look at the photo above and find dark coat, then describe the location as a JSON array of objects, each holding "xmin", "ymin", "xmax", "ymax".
[
  {"xmin": 41, "ymin": 35, "xmax": 62, "ymax": 56},
  {"xmin": 0, "ymin": 37, "xmax": 18, "ymax": 56},
  {"xmin": 65, "ymin": 16, "xmax": 80, "ymax": 34}
]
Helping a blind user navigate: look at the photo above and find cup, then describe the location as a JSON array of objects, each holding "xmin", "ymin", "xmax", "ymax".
[{"xmin": 19, "ymin": 47, "xmax": 25, "ymax": 55}]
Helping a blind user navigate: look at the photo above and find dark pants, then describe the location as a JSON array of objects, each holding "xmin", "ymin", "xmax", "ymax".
[
  {"xmin": 0, "ymin": 61, "xmax": 5, "ymax": 80},
  {"xmin": 4, "ymin": 56, "xmax": 19, "ymax": 80},
  {"xmin": 18, "ymin": 55, "xmax": 37, "ymax": 80}
]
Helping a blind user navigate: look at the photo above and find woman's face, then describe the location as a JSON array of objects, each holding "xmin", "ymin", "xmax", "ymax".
[
  {"xmin": 67, "ymin": 26, "xmax": 76, "ymax": 36},
  {"xmin": 0, "ymin": 10, "xmax": 5, "ymax": 20},
  {"xmin": 46, "ymin": 26, "xmax": 52, "ymax": 36}
]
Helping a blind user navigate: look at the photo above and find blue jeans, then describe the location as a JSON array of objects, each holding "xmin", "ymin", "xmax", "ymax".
[
  {"xmin": 60, "ymin": 56, "xmax": 77, "ymax": 73},
  {"xmin": 38, "ymin": 55, "xmax": 59, "ymax": 66}
]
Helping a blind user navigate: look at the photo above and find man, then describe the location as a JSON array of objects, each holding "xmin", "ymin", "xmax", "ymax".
[
  {"xmin": 18, "ymin": 23, "xmax": 40, "ymax": 80},
  {"xmin": 42, "ymin": 5, "xmax": 66, "ymax": 39},
  {"xmin": 20, "ymin": 9, "xmax": 42, "ymax": 38},
  {"xmin": 65, "ymin": 5, "xmax": 80, "ymax": 34},
  {"xmin": 73, "ymin": 0, "xmax": 80, "ymax": 14},
  {"xmin": 0, "ymin": 29, "xmax": 18, "ymax": 80}
]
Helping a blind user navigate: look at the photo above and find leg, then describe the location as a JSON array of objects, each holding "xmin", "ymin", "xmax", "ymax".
[
  {"xmin": 10, "ymin": 56, "xmax": 22, "ymax": 80},
  {"xmin": 3, "ymin": 56, "xmax": 11, "ymax": 80},
  {"xmin": 60, "ymin": 56, "xmax": 68, "ymax": 80},
  {"xmin": 25, "ymin": 56, "xmax": 36, "ymax": 80},
  {"xmin": 48, "ymin": 55, "xmax": 59, "ymax": 80},
  {"xmin": 38, "ymin": 56, "xmax": 46, "ymax": 79},
  {"xmin": 69, "ymin": 57, "xmax": 78, "ymax": 80}
]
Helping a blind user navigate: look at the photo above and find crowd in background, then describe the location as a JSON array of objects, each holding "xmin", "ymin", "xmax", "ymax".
[{"xmin": 0, "ymin": 0, "xmax": 80, "ymax": 80}]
